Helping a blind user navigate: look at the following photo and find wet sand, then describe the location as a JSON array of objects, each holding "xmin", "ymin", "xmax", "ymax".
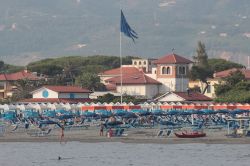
[{"xmin": 1, "ymin": 127, "xmax": 250, "ymax": 144}]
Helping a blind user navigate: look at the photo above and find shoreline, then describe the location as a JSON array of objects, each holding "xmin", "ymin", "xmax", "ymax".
[{"xmin": 1, "ymin": 128, "xmax": 250, "ymax": 144}]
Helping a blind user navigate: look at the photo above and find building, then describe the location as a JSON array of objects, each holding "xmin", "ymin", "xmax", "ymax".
[
  {"xmin": 99, "ymin": 53, "xmax": 194, "ymax": 99},
  {"xmin": 155, "ymin": 91, "xmax": 212, "ymax": 102},
  {"xmin": 105, "ymin": 71, "xmax": 161, "ymax": 99},
  {"xmin": 20, "ymin": 85, "xmax": 92, "ymax": 104},
  {"xmin": 0, "ymin": 70, "xmax": 43, "ymax": 99},
  {"xmin": 189, "ymin": 68, "xmax": 250, "ymax": 98},
  {"xmin": 151, "ymin": 53, "xmax": 193, "ymax": 93},
  {"xmin": 131, "ymin": 58, "xmax": 156, "ymax": 72}
]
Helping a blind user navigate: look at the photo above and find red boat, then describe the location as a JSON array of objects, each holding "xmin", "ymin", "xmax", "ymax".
[{"xmin": 174, "ymin": 131, "xmax": 206, "ymax": 138}]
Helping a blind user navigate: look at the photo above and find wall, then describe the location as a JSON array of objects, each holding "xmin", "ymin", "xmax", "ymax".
[
  {"xmin": 145, "ymin": 84, "xmax": 160, "ymax": 99},
  {"xmin": 58, "ymin": 93, "xmax": 89, "ymax": 98},
  {"xmin": 33, "ymin": 88, "xmax": 58, "ymax": 98},
  {"xmin": 117, "ymin": 85, "xmax": 146, "ymax": 97}
]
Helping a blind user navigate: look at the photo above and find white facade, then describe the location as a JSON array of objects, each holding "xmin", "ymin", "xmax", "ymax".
[
  {"xmin": 33, "ymin": 88, "xmax": 59, "ymax": 98},
  {"xmin": 32, "ymin": 87, "xmax": 89, "ymax": 99},
  {"xmin": 117, "ymin": 84, "xmax": 159, "ymax": 99}
]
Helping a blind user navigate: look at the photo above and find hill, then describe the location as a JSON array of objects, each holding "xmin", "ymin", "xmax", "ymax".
[{"xmin": 0, "ymin": 0, "xmax": 250, "ymax": 66}]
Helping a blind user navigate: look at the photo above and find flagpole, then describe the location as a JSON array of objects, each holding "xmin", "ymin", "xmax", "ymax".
[{"xmin": 120, "ymin": 25, "xmax": 123, "ymax": 103}]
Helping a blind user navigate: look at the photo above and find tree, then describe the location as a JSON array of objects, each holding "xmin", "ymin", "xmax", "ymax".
[
  {"xmin": 75, "ymin": 73, "xmax": 106, "ymax": 91},
  {"xmin": 215, "ymin": 70, "xmax": 245, "ymax": 96},
  {"xmin": 189, "ymin": 41, "xmax": 213, "ymax": 94},
  {"xmin": 11, "ymin": 79, "xmax": 45, "ymax": 101},
  {"xmin": 208, "ymin": 59, "xmax": 244, "ymax": 73}
]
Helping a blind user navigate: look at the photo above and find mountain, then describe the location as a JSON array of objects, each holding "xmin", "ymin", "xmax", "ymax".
[{"xmin": 0, "ymin": 0, "xmax": 250, "ymax": 66}]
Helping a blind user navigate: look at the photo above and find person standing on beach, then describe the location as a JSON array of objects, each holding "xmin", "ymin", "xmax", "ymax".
[{"xmin": 100, "ymin": 123, "xmax": 104, "ymax": 136}]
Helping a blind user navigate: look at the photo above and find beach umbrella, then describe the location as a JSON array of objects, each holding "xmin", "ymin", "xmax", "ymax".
[
  {"xmin": 130, "ymin": 109, "xmax": 150, "ymax": 116},
  {"xmin": 57, "ymin": 114, "xmax": 74, "ymax": 120},
  {"xmin": 179, "ymin": 111, "xmax": 192, "ymax": 116},
  {"xmin": 166, "ymin": 110, "xmax": 179, "ymax": 115},
  {"xmin": 159, "ymin": 120, "xmax": 177, "ymax": 126},
  {"xmin": 151, "ymin": 109, "xmax": 164, "ymax": 116},
  {"xmin": 23, "ymin": 110, "xmax": 39, "ymax": 118},
  {"xmin": 230, "ymin": 109, "xmax": 248, "ymax": 115},
  {"xmin": 95, "ymin": 110, "xmax": 112, "ymax": 118},
  {"xmin": 113, "ymin": 109, "xmax": 127, "ymax": 116},
  {"xmin": 82, "ymin": 111, "xmax": 97, "ymax": 117},
  {"xmin": 216, "ymin": 109, "xmax": 229, "ymax": 114},
  {"xmin": 201, "ymin": 109, "xmax": 215, "ymax": 115},
  {"xmin": 43, "ymin": 110, "xmax": 56, "ymax": 118},
  {"xmin": 122, "ymin": 112, "xmax": 137, "ymax": 118}
]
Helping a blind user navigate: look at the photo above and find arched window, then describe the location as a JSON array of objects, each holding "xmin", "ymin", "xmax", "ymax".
[
  {"xmin": 162, "ymin": 67, "xmax": 170, "ymax": 74},
  {"xmin": 144, "ymin": 61, "xmax": 146, "ymax": 65},
  {"xmin": 166, "ymin": 67, "xmax": 171, "ymax": 74},
  {"xmin": 134, "ymin": 61, "xmax": 137, "ymax": 65},
  {"xmin": 139, "ymin": 61, "xmax": 142, "ymax": 65}
]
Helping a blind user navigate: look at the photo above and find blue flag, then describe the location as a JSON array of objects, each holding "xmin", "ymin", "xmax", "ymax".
[{"xmin": 120, "ymin": 10, "xmax": 138, "ymax": 42}]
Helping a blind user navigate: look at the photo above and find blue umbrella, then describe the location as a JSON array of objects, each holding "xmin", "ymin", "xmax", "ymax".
[
  {"xmin": 23, "ymin": 110, "xmax": 39, "ymax": 118},
  {"xmin": 122, "ymin": 112, "xmax": 137, "ymax": 118},
  {"xmin": 151, "ymin": 110, "xmax": 164, "ymax": 116},
  {"xmin": 166, "ymin": 110, "xmax": 179, "ymax": 115},
  {"xmin": 130, "ymin": 109, "xmax": 150, "ymax": 116},
  {"xmin": 43, "ymin": 111, "xmax": 56, "ymax": 118},
  {"xmin": 230, "ymin": 109, "xmax": 248, "ymax": 114},
  {"xmin": 95, "ymin": 110, "xmax": 112, "ymax": 118},
  {"xmin": 160, "ymin": 120, "xmax": 177, "ymax": 126},
  {"xmin": 113, "ymin": 110, "xmax": 127, "ymax": 116},
  {"xmin": 216, "ymin": 109, "xmax": 229, "ymax": 114},
  {"xmin": 201, "ymin": 109, "xmax": 215, "ymax": 115},
  {"xmin": 82, "ymin": 111, "xmax": 97, "ymax": 117}
]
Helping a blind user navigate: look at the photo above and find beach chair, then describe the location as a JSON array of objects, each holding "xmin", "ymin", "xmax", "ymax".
[
  {"xmin": 166, "ymin": 130, "xmax": 172, "ymax": 137},
  {"xmin": 157, "ymin": 130, "xmax": 164, "ymax": 137}
]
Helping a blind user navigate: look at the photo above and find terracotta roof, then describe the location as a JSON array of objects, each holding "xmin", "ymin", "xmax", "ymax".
[
  {"xmin": 100, "ymin": 67, "xmax": 140, "ymax": 75},
  {"xmin": 0, "ymin": 70, "xmax": 41, "ymax": 81},
  {"xmin": 19, "ymin": 98, "xmax": 92, "ymax": 104},
  {"xmin": 43, "ymin": 86, "xmax": 91, "ymax": 93},
  {"xmin": 173, "ymin": 92, "xmax": 212, "ymax": 101},
  {"xmin": 153, "ymin": 53, "xmax": 193, "ymax": 64},
  {"xmin": 105, "ymin": 72, "xmax": 161, "ymax": 85},
  {"xmin": 214, "ymin": 68, "xmax": 250, "ymax": 79}
]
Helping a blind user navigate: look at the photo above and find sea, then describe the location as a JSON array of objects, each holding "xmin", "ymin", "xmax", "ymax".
[{"xmin": 0, "ymin": 142, "xmax": 249, "ymax": 166}]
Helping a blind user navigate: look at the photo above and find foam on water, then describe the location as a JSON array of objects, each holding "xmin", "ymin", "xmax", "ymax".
[{"xmin": 0, "ymin": 142, "xmax": 250, "ymax": 166}]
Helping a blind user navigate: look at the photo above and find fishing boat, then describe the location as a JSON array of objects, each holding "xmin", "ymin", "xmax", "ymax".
[{"xmin": 174, "ymin": 131, "xmax": 206, "ymax": 138}]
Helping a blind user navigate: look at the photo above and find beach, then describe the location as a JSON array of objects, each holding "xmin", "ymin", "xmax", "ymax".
[{"xmin": 1, "ymin": 127, "xmax": 250, "ymax": 144}]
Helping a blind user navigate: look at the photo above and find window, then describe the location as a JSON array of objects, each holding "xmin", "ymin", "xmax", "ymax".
[
  {"xmin": 166, "ymin": 67, "xmax": 171, "ymax": 74},
  {"xmin": 134, "ymin": 61, "xmax": 137, "ymax": 65},
  {"xmin": 179, "ymin": 66, "xmax": 186, "ymax": 75},
  {"xmin": 162, "ymin": 66, "xmax": 171, "ymax": 74},
  {"xmin": 144, "ymin": 61, "xmax": 146, "ymax": 65},
  {"xmin": 139, "ymin": 61, "xmax": 142, "ymax": 65},
  {"xmin": 207, "ymin": 85, "xmax": 211, "ymax": 93}
]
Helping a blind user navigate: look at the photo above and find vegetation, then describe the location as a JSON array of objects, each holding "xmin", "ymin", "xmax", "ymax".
[
  {"xmin": 208, "ymin": 58, "xmax": 244, "ymax": 73},
  {"xmin": 96, "ymin": 93, "xmax": 142, "ymax": 104},
  {"xmin": 214, "ymin": 70, "xmax": 250, "ymax": 103},
  {"xmin": 0, "ymin": 60, "xmax": 24, "ymax": 74},
  {"xmin": 189, "ymin": 41, "xmax": 213, "ymax": 94}
]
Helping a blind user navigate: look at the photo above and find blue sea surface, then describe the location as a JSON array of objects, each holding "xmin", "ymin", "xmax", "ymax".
[{"xmin": 0, "ymin": 142, "xmax": 250, "ymax": 166}]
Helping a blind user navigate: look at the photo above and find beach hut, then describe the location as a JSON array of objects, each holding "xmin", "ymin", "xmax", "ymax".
[{"xmin": 160, "ymin": 102, "xmax": 172, "ymax": 110}]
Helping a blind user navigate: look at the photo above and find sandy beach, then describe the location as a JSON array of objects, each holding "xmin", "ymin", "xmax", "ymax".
[{"xmin": 1, "ymin": 127, "xmax": 250, "ymax": 144}]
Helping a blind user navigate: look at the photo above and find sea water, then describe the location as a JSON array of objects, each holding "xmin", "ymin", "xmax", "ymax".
[{"xmin": 0, "ymin": 142, "xmax": 249, "ymax": 166}]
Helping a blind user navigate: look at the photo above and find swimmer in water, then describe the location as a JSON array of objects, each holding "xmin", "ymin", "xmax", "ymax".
[{"xmin": 58, "ymin": 156, "xmax": 61, "ymax": 160}]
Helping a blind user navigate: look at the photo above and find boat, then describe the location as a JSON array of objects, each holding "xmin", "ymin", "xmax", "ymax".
[{"xmin": 174, "ymin": 131, "xmax": 206, "ymax": 138}]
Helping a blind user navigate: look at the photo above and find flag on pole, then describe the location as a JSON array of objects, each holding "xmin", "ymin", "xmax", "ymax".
[{"xmin": 120, "ymin": 10, "xmax": 138, "ymax": 42}]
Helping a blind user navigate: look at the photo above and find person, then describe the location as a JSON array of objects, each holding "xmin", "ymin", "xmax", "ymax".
[
  {"xmin": 60, "ymin": 125, "xmax": 65, "ymax": 144},
  {"xmin": 99, "ymin": 123, "xmax": 104, "ymax": 136},
  {"xmin": 107, "ymin": 128, "xmax": 113, "ymax": 138}
]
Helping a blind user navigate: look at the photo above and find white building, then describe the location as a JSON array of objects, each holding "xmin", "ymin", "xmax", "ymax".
[
  {"xmin": 20, "ymin": 85, "xmax": 92, "ymax": 104},
  {"xmin": 99, "ymin": 53, "xmax": 197, "ymax": 100}
]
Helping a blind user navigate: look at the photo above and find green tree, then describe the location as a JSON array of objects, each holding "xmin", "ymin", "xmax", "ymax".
[
  {"xmin": 189, "ymin": 41, "xmax": 213, "ymax": 94},
  {"xmin": 11, "ymin": 79, "xmax": 45, "ymax": 101},
  {"xmin": 208, "ymin": 59, "xmax": 244, "ymax": 73},
  {"xmin": 75, "ymin": 73, "xmax": 106, "ymax": 91},
  {"xmin": 215, "ymin": 70, "xmax": 245, "ymax": 96}
]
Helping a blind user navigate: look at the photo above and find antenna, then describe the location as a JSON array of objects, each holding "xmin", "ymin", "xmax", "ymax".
[{"xmin": 172, "ymin": 48, "xmax": 175, "ymax": 54}]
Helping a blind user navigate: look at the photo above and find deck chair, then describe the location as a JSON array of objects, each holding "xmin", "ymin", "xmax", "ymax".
[
  {"xmin": 157, "ymin": 130, "xmax": 164, "ymax": 137},
  {"xmin": 117, "ymin": 129, "xmax": 124, "ymax": 136},
  {"xmin": 166, "ymin": 130, "xmax": 172, "ymax": 137}
]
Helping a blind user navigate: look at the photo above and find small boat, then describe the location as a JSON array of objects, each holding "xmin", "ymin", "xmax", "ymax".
[{"xmin": 174, "ymin": 131, "xmax": 206, "ymax": 138}]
